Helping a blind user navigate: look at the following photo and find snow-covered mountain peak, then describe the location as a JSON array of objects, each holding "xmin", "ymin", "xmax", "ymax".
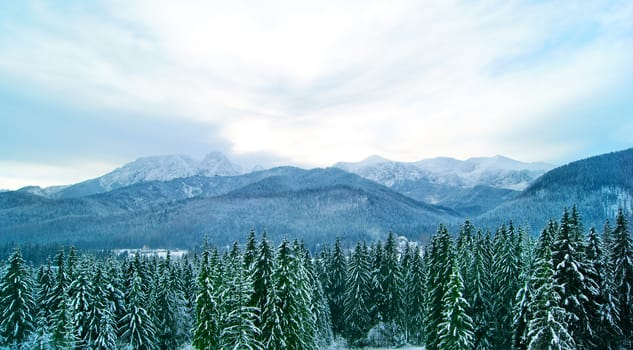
[
  {"xmin": 88, "ymin": 152, "xmax": 242, "ymax": 192},
  {"xmin": 98, "ymin": 154, "xmax": 200, "ymax": 190},
  {"xmin": 198, "ymin": 152, "xmax": 242, "ymax": 177},
  {"xmin": 334, "ymin": 155, "xmax": 555, "ymax": 191}
]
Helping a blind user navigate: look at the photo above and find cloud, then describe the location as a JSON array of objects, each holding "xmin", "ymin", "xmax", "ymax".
[{"xmin": 0, "ymin": 0, "xmax": 632, "ymax": 188}]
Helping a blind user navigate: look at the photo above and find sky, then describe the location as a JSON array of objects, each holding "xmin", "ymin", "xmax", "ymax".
[{"xmin": 1, "ymin": 0, "xmax": 632, "ymax": 190}]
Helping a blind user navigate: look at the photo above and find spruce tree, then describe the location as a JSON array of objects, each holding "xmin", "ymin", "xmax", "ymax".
[
  {"xmin": 87, "ymin": 265, "xmax": 118, "ymax": 350},
  {"xmin": 552, "ymin": 208, "xmax": 599, "ymax": 349},
  {"xmin": 0, "ymin": 247, "xmax": 36, "ymax": 347},
  {"xmin": 154, "ymin": 252, "xmax": 186, "ymax": 350},
  {"xmin": 251, "ymin": 232, "xmax": 277, "ymax": 347},
  {"xmin": 526, "ymin": 243, "xmax": 575, "ymax": 350},
  {"xmin": 49, "ymin": 249, "xmax": 74, "ymax": 348},
  {"xmin": 327, "ymin": 237, "xmax": 347, "ymax": 337},
  {"xmin": 220, "ymin": 243, "xmax": 262, "ymax": 350},
  {"xmin": 344, "ymin": 241, "xmax": 372, "ymax": 345},
  {"xmin": 121, "ymin": 268, "xmax": 156, "ymax": 350},
  {"xmin": 193, "ymin": 245, "xmax": 221, "ymax": 350},
  {"xmin": 470, "ymin": 231, "xmax": 493, "ymax": 350},
  {"xmin": 369, "ymin": 240, "xmax": 384, "ymax": 325},
  {"xmin": 587, "ymin": 226, "xmax": 620, "ymax": 349},
  {"xmin": 405, "ymin": 244, "xmax": 426, "ymax": 345},
  {"xmin": 424, "ymin": 224, "xmax": 454, "ymax": 350},
  {"xmin": 269, "ymin": 238, "xmax": 317, "ymax": 350},
  {"xmin": 379, "ymin": 231, "xmax": 404, "ymax": 344},
  {"xmin": 301, "ymin": 244, "xmax": 333, "ymax": 349},
  {"xmin": 613, "ymin": 209, "xmax": 633, "ymax": 348},
  {"xmin": 67, "ymin": 258, "xmax": 94, "ymax": 347},
  {"xmin": 437, "ymin": 264, "xmax": 474, "ymax": 350},
  {"xmin": 490, "ymin": 223, "xmax": 525, "ymax": 350}
]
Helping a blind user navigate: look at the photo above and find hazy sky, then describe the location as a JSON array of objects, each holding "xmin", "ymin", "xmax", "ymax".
[{"xmin": 1, "ymin": 0, "xmax": 632, "ymax": 189}]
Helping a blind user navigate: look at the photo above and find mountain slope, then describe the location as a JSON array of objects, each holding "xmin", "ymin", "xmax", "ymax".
[
  {"xmin": 335, "ymin": 155, "xmax": 551, "ymax": 215},
  {"xmin": 479, "ymin": 147, "xmax": 633, "ymax": 230},
  {"xmin": 22, "ymin": 152, "xmax": 244, "ymax": 199},
  {"xmin": 0, "ymin": 167, "xmax": 459, "ymax": 248}
]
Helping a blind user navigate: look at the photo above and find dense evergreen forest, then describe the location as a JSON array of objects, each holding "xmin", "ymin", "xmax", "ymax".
[{"xmin": 0, "ymin": 207, "xmax": 632, "ymax": 349}]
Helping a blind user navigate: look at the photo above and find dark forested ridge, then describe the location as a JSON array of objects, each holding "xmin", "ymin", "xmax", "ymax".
[
  {"xmin": 1, "ymin": 147, "xmax": 633, "ymax": 249},
  {"xmin": 478, "ymin": 147, "xmax": 633, "ymax": 230},
  {"xmin": 0, "ymin": 167, "xmax": 457, "ymax": 248},
  {"xmin": 1, "ymin": 208, "xmax": 632, "ymax": 349}
]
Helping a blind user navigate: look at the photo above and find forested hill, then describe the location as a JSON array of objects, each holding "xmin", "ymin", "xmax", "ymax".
[
  {"xmin": 0, "ymin": 167, "xmax": 458, "ymax": 248},
  {"xmin": 478, "ymin": 147, "xmax": 633, "ymax": 230},
  {"xmin": 524, "ymin": 147, "xmax": 633, "ymax": 194}
]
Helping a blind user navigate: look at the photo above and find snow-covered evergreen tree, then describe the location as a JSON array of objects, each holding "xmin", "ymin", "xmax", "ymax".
[
  {"xmin": 552, "ymin": 208, "xmax": 599, "ymax": 349},
  {"xmin": 154, "ymin": 252, "xmax": 187, "ymax": 349},
  {"xmin": 48, "ymin": 249, "xmax": 74, "ymax": 348},
  {"xmin": 193, "ymin": 245, "xmax": 221, "ymax": 350},
  {"xmin": 613, "ymin": 209, "xmax": 633, "ymax": 348},
  {"xmin": 250, "ymin": 232, "xmax": 278, "ymax": 347},
  {"xmin": 269, "ymin": 238, "xmax": 317, "ymax": 350},
  {"xmin": 0, "ymin": 247, "xmax": 36, "ymax": 348},
  {"xmin": 67, "ymin": 258, "xmax": 95, "ymax": 347},
  {"xmin": 220, "ymin": 243, "xmax": 262, "ymax": 350},
  {"xmin": 437, "ymin": 264, "xmax": 474, "ymax": 350},
  {"xmin": 373, "ymin": 231, "xmax": 404, "ymax": 345},
  {"xmin": 424, "ymin": 224, "xmax": 454, "ymax": 350},
  {"xmin": 344, "ymin": 241, "xmax": 372, "ymax": 345},
  {"xmin": 301, "ymin": 243, "xmax": 333, "ymax": 349},
  {"xmin": 470, "ymin": 231, "xmax": 493, "ymax": 350},
  {"xmin": 526, "ymin": 242, "xmax": 575, "ymax": 350},
  {"xmin": 404, "ymin": 244, "xmax": 426, "ymax": 345},
  {"xmin": 326, "ymin": 237, "xmax": 347, "ymax": 337},
  {"xmin": 585, "ymin": 226, "xmax": 620, "ymax": 349},
  {"xmin": 490, "ymin": 223, "xmax": 524, "ymax": 350},
  {"xmin": 84, "ymin": 265, "xmax": 118, "ymax": 350},
  {"xmin": 121, "ymin": 268, "xmax": 156, "ymax": 350}
]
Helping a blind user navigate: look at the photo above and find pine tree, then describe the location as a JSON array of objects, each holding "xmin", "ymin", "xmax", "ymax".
[
  {"xmin": 490, "ymin": 223, "xmax": 524, "ymax": 350},
  {"xmin": 404, "ymin": 244, "xmax": 426, "ymax": 345},
  {"xmin": 470, "ymin": 231, "xmax": 493, "ymax": 350},
  {"xmin": 552, "ymin": 208, "xmax": 599, "ymax": 349},
  {"xmin": 154, "ymin": 252, "xmax": 186, "ymax": 350},
  {"xmin": 327, "ymin": 237, "xmax": 347, "ymax": 337},
  {"xmin": 344, "ymin": 241, "xmax": 372, "ymax": 345},
  {"xmin": 424, "ymin": 224, "xmax": 454, "ymax": 350},
  {"xmin": 369, "ymin": 240, "xmax": 384, "ymax": 326},
  {"xmin": 121, "ymin": 268, "xmax": 156, "ymax": 350},
  {"xmin": 67, "ymin": 258, "xmax": 95, "ymax": 347},
  {"xmin": 437, "ymin": 264, "xmax": 474, "ymax": 350},
  {"xmin": 301, "ymin": 244, "xmax": 333, "ymax": 349},
  {"xmin": 269, "ymin": 238, "xmax": 317, "ymax": 350},
  {"xmin": 48, "ymin": 249, "xmax": 74, "ymax": 348},
  {"xmin": 34, "ymin": 263, "xmax": 55, "ymax": 338},
  {"xmin": 193, "ymin": 245, "xmax": 221, "ymax": 350},
  {"xmin": 0, "ymin": 247, "xmax": 36, "ymax": 347},
  {"xmin": 244, "ymin": 229, "xmax": 258, "ymax": 272},
  {"xmin": 220, "ymin": 243, "xmax": 262, "ymax": 350},
  {"xmin": 587, "ymin": 226, "xmax": 620, "ymax": 349},
  {"xmin": 613, "ymin": 209, "xmax": 633, "ymax": 348},
  {"xmin": 526, "ymin": 243, "xmax": 575, "ymax": 350},
  {"xmin": 87, "ymin": 265, "xmax": 118, "ymax": 350},
  {"xmin": 251, "ymin": 232, "xmax": 278, "ymax": 347},
  {"xmin": 379, "ymin": 231, "xmax": 404, "ymax": 345}
]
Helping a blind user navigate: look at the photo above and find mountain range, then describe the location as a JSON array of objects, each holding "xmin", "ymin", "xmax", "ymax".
[{"xmin": 1, "ymin": 148, "xmax": 631, "ymax": 248}]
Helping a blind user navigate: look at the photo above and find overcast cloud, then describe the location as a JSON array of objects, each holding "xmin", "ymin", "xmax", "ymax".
[{"xmin": 1, "ymin": 0, "xmax": 632, "ymax": 189}]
